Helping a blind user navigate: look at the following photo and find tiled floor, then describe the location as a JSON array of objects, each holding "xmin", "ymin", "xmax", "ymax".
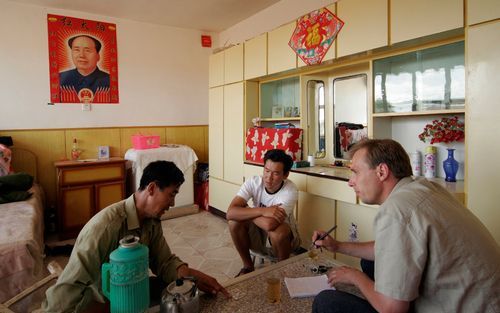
[{"xmin": 162, "ymin": 210, "xmax": 244, "ymax": 283}]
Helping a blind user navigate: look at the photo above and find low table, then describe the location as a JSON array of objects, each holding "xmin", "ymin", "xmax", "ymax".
[{"xmin": 149, "ymin": 251, "xmax": 362, "ymax": 313}]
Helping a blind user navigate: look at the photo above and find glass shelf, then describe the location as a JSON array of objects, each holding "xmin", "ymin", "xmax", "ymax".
[
  {"xmin": 372, "ymin": 108, "xmax": 465, "ymax": 118},
  {"xmin": 260, "ymin": 76, "xmax": 300, "ymax": 119},
  {"xmin": 373, "ymin": 41, "xmax": 465, "ymax": 114}
]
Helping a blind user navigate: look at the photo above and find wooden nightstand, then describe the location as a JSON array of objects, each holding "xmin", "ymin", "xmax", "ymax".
[{"xmin": 54, "ymin": 158, "xmax": 126, "ymax": 239}]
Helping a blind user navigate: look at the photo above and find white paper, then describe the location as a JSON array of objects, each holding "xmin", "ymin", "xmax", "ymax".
[{"xmin": 284, "ymin": 275, "xmax": 335, "ymax": 298}]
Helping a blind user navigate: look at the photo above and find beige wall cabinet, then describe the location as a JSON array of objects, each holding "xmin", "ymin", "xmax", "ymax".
[
  {"xmin": 268, "ymin": 22, "xmax": 297, "ymax": 74},
  {"xmin": 209, "ymin": 51, "xmax": 224, "ymax": 87},
  {"xmin": 336, "ymin": 201, "xmax": 378, "ymax": 268},
  {"xmin": 391, "ymin": 0, "xmax": 463, "ymax": 44},
  {"xmin": 466, "ymin": 21, "xmax": 500, "ymax": 243},
  {"xmin": 208, "ymin": 87, "xmax": 224, "ymax": 179},
  {"xmin": 223, "ymin": 82, "xmax": 245, "ymax": 185},
  {"xmin": 224, "ymin": 44, "xmax": 244, "ymax": 84},
  {"xmin": 297, "ymin": 192, "xmax": 336, "ymax": 247},
  {"xmin": 306, "ymin": 176, "xmax": 356, "ymax": 204},
  {"xmin": 209, "ymin": 177, "xmax": 241, "ymax": 213},
  {"xmin": 337, "ymin": 0, "xmax": 388, "ymax": 57},
  {"xmin": 467, "ymin": 0, "xmax": 500, "ymax": 25},
  {"xmin": 244, "ymin": 33, "xmax": 267, "ymax": 80},
  {"xmin": 55, "ymin": 158, "xmax": 125, "ymax": 239}
]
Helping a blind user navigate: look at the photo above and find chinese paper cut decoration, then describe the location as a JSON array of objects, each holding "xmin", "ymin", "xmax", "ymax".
[
  {"xmin": 245, "ymin": 127, "xmax": 303, "ymax": 164},
  {"xmin": 288, "ymin": 7, "xmax": 344, "ymax": 66},
  {"xmin": 47, "ymin": 14, "xmax": 119, "ymax": 103}
]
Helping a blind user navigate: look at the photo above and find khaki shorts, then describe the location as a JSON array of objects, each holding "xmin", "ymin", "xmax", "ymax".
[{"xmin": 248, "ymin": 218, "xmax": 301, "ymax": 257}]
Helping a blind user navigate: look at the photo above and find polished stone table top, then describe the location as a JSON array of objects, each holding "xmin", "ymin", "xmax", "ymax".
[{"xmin": 150, "ymin": 251, "xmax": 362, "ymax": 313}]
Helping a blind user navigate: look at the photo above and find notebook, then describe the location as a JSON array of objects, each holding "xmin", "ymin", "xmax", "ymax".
[{"xmin": 284, "ymin": 275, "xmax": 335, "ymax": 298}]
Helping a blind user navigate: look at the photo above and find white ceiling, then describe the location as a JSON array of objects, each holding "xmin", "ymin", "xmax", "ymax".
[{"xmin": 11, "ymin": 0, "xmax": 282, "ymax": 32}]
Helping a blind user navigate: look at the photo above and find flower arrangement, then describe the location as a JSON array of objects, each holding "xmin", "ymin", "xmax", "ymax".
[{"xmin": 418, "ymin": 116, "xmax": 465, "ymax": 144}]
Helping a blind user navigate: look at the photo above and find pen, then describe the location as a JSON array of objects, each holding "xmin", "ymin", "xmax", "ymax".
[{"xmin": 312, "ymin": 225, "xmax": 337, "ymax": 247}]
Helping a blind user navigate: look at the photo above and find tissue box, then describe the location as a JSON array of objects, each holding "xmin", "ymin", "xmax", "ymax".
[
  {"xmin": 245, "ymin": 127, "xmax": 303, "ymax": 164},
  {"xmin": 131, "ymin": 135, "xmax": 160, "ymax": 150}
]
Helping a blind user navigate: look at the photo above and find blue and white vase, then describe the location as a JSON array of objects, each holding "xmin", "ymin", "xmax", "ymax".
[{"xmin": 443, "ymin": 148, "xmax": 459, "ymax": 182}]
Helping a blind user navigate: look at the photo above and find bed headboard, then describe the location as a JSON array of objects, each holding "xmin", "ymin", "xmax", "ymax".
[{"xmin": 10, "ymin": 147, "xmax": 38, "ymax": 181}]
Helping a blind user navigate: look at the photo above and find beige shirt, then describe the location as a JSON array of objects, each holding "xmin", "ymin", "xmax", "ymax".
[
  {"xmin": 374, "ymin": 177, "xmax": 500, "ymax": 313},
  {"xmin": 43, "ymin": 195, "xmax": 186, "ymax": 313}
]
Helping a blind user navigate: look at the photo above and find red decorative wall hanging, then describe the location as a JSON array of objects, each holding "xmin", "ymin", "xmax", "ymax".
[
  {"xmin": 47, "ymin": 14, "xmax": 119, "ymax": 103},
  {"xmin": 288, "ymin": 7, "xmax": 344, "ymax": 66},
  {"xmin": 245, "ymin": 127, "xmax": 303, "ymax": 164}
]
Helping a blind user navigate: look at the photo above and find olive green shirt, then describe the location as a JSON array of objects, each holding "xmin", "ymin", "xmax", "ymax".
[{"xmin": 43, "ymin": 195, "xmax": 186, "ymax": 313}]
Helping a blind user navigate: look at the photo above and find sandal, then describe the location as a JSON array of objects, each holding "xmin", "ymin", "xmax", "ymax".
[{"xmin": 235, "ymin": 267, "xmax": 254, "ymax": 277}]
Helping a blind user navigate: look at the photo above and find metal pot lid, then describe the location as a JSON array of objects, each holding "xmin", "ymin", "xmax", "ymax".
[{"xmin": 167, "ymin": 279, "xmax": 194, "ymax": 296}]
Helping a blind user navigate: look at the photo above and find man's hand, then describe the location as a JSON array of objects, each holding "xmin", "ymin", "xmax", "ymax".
[
  {"xmin": 327, "ymin": 266, "xmax": 362, "ymax": 286},
  {"xmin": 261, "ymin": 204, "xmax": 287, "ymax": 223},
  {"xmin": 312, "ymin": 230, "xmax": 340, "ymax": 252},
  {"xmin": 178, "ymin": 265, "xmax": 230, "ymax": 298}
]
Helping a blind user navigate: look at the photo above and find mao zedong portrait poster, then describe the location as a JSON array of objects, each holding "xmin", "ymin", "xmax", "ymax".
[{"xmin": 47, "ymin": 14, "xmax": 119, "ymax": 104}]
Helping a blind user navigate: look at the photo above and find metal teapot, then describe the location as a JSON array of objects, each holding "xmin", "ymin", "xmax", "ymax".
[{"xmin": 160, "ymin": 277, "xmax": 199, "ymax": 313}]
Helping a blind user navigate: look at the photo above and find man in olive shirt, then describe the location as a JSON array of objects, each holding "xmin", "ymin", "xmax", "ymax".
[
  {"xmin": 312, "ymin": 139, "xmax": 500, "ymax": 313},
  {"xmin": 43, "ymin": 161, "xmax": 228, "ymax": 312}
]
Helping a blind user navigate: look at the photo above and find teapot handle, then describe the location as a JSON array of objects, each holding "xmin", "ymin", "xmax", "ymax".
[{"xmin": 101, "ymin": 263, "xmax": 111, "ymax": 300}]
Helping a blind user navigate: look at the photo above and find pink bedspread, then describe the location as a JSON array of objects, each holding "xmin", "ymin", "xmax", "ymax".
[{"xmin": 0, "ymin": 184, "xmax": 44, "ymax": 303}]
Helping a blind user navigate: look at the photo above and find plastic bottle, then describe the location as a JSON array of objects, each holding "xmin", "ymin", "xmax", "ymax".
[
  {"xmin": 410, "ymin": 150, "xmax": 421, "ymax": 176},
  {"xmin": 71, "ymin": 138, "xmax": 80, "ymax": 160},
  {"xmin": 424, "ymin": 146, "xmax": 436, "ymax": 178}
]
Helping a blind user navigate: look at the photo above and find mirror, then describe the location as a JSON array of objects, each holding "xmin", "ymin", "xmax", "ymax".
[
  {"xmin": 306, "ymin": 80, "xmax": 326, "ymax": 158},
  {"xmin": 333, "ymin": 74, "xmax": 368, "ymax": 159}
]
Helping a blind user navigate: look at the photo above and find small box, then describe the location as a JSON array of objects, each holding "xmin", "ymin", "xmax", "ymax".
[{"xmin": 131, "ymin": 135, "xmax": 160, "ymax": 150}]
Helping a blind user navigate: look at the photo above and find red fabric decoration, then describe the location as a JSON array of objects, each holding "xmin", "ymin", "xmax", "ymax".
[
  {"xmin": 245, "ymin": 128, "xmax": 303, "ymax": 164},
  {"xmin": 289, "ymin": 7, "xmax": 344, "ymax": 66}
]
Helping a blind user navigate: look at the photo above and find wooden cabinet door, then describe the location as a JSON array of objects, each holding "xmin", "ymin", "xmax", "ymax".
[
  {"xmin": 209, "ymin": 177, "xmax": 240, "ymax": 213},
  {"xmin": 297, "ymin": 192, "xmax": 336, "ymax": 247},
  {"xmin": 268, "ymin": 22, "xmax": 297, "ymax": 74},
  {"xmin": 209, "ymin": 87, "xmax": 224, "ymax": 180},
  {"xmin": 336, "ymin": 201, "xmax": 377, "ymax": 268},
  {"xmin": 391, "ymin": 0, "xmax": 463, "ymax": 44},
  {"xmin": 468, "ymin": 0, "xmax": 500, "ymax": 25},
  {"xmin": 245, "ymin": 33, "xmax": 267, "ymax": 80},
  {"xmin": 209, "ymin": 51, "xmax": 224, "ymax": 87},
  {"xmin": 466, "ymin": 21, "xmax": 500, "ymax": 243},
  {"xmin": 223, "ymin": 82, "xmax": 244, "ymax": 185},
  {"xmin": 306, "ymin": 176, "xmax": 356, "ymax": 204},
  {"xmin": 95, "ymin": 181, "xmax": 125, "ymax": 211},
  {"xmin": 224, "ymin": 44, "xmax": 244, "ymax": 84},
  {"xmin": 337, "ymin": 0, "xmax": 388, "ymax": 57},
  {"xmin": 60, "ymin": 185, "xmax": 94, "ymax": 238}
]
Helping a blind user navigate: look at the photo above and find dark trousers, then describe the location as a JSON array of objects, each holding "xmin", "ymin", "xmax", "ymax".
[{"xmin": 312, "ymin": 259, "xmax": 376, "ymax": 313}]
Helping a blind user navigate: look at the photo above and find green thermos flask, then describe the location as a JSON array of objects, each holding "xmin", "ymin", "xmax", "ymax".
[{"xmin": 102, "ymin": 235, "xmax": 150, "ymax": 313}]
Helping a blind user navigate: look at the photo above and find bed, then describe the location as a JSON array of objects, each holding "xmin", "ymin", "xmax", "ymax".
[{"xmin": 0, "ymin": 147, "xmax": 45, "ymax": 303}]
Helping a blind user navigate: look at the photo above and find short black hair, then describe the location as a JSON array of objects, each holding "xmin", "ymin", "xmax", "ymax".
[
  {"xmin": 138, "ymin": 161, "xmax": 185, "ymax": 191},
  {"xmin": 68, "ymin": 35, "xmax": 102, "ymax": 53},
  {"xmin": 263, "ymin": 149, "xmax": 293, "ymax": 174}
]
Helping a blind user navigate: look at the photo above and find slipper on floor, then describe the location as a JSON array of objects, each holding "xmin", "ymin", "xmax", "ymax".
[{"xmin": 235, "ymin": 267, "xmax": 254, "ymax": 277}]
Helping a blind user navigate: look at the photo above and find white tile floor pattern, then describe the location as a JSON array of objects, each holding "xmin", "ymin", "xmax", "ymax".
[{"xmin": 162, "ymin": 210, "xmax": 245, "ymax": 283}]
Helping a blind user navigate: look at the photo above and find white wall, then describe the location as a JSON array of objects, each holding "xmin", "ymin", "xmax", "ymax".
[
  {"xmin": 0, "ymin": 0, "xmax": 216, "ymax": 129},
  {"xmin": 218, "ymin": 0, "xmax": 336, "ymax": 47}
]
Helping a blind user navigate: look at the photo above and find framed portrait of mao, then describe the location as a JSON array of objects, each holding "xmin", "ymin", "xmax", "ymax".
[{"xmin": 47, "ymin": 14, "xmax": 119, "ymax": 104}]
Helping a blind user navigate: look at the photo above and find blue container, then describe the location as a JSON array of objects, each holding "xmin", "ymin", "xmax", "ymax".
[
  {"xmin": 102, "ymin": 235, "xmax": 150, "ymax": 313},
  {"xmin": 443, "ymin": 148, "xmax": 459, "ymax": 182}
]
